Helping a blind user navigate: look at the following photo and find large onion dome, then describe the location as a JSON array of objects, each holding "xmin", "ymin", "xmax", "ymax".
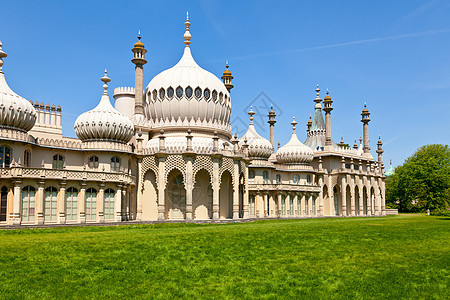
[
  {"xmin": 276, "ymin": 117, "xmax": 314, "ymax": 164},
  {"xmin": 239, "ymin": 107, "xmax": 273, "ymax": 160},
  {"xmin": 0, "ymin": 42, "xmax": 36, "ymax": 132},
  {"xmin": 144, "ymin": 13, "xmax": 231, "ymax": 136},
  {"xmin": 74, "ymin": 71, "xmax": 134, "ymax": 143}
]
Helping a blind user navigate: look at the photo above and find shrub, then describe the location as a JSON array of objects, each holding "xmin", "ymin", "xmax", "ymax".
[{"xmin": 430, "ymin": 209, "xmax": 450, "ymax": 217}]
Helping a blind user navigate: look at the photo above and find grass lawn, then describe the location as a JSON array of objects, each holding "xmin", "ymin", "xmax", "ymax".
[{"xmin": 0, "ymin": 214, "xmax": 448, "ymax": 299}]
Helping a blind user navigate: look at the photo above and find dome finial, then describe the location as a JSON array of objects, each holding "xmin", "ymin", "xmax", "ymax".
[
  {"xmin": 314, "ymin": 84, "xmax": 322, "ymax": 103},
  {"xmin": 184, "ymin": 11, "xmax": 191, "ymax": 47},
  {"xmin": 101, "ymin": 69, "xmax": 111, "ymax": 94},
  {"xmin": 138, "ymin": 30, "xmax": 141, "ymax": 40},
  {"xmin": 291, "ymin": 116, "xmax": 297, "ymax": 133},
  {"xmin": 248, "ymin": 106, "xmax": 255, "ymax": 125},
  {"xmin": 0, "ymin": 41, "xmax": 7, "ymax": 72}
]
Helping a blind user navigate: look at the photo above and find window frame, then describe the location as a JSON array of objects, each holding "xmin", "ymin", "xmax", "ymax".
[
  {"xmin": 0, "ymin": 146, "xmax": 12, "ymax": 168},
  {"xmin": 52, "ymin": 154, "xmax": 64, "ymax": 170}
]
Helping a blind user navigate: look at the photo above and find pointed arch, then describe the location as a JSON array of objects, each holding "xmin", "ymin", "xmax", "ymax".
[{"xmin": 193, "ymin": 169, "xmax": 212, "ymax": 220}]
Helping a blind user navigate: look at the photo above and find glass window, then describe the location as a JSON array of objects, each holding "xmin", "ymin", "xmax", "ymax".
[
  {"xmin": 159, "ymin": 88, "xmax": 165, "ymax": 100},
  {"xmin": 185, "ymin": 86, "xmax": 193, "ymax": 98},
  {"xmin": 89, "ymin": 156, "xmax": 99, "ymax": 168},
  {"xmin": 52, "ymin": 154, "xmax": 64, "ymax": 169},
  {"xmin": 176, "ymin": 86, "xmax": 183, "ymax": 98},
  {"xmin": 289, "ymin": 195, "xmax": 294, "ymax": 216},
  {"xmin": 104, "ymin": 188, "xmax": 115, "ymax": 220},
  {"xmin": 204, "ymin": 89, "xmax": 210, "ymax": 100},
  {"xmin": 21, "ymin": 186, "xmax": 36, "ymax": 222},
  {"xmin": 194, "ymin": 87, "xmax": 202, "ymax": 99},
  {"xmin": 152, "ymin": 89, "xmax": 157, "ymax": 101},
  {"xmin": 212, "ymin": 90, "xmax": 218, "ymax": 102},
  {"xmin": 305, "ymin": 196, "xmax": 309, "ymax": 215},
  {"xmin": 0, "ymin": 146, "xmax": 12, "ymax": 168},
  {"xmin": 312, "ymin": 196, "xmax": 316, "ymax": 215},
  {"xmin": 24, "ymin": 150, "xmax": 31, "ymax": 168},
  {"xmin": 167, "ymin": 87, "xmax": 174, "ymax": 98},
  {"xmin": 306, "ymin": 175, "xmax": 311, "ymax": 185},
  {"xmin": 262, "ymin": 171, "xmax": 268, "ymax": 183},
  {"xmin": 293, "ymin": 174, "xmax": 300, "ymax": 184},
  {"xmin": 66, "ymin": 187, "xmax": 78, "ymax": 221},
  {"xmin": 249, "ymin": 170, "xmax": 255, "ymax": 183},
  {"xmin": 86, "ymin": 188, "xmax": 97, "ymax": 221},
  {"xmin": 44, "ymin": 187, "xmax": 58, "ymax": 222},
  {"xmin": 1, "ymin": 186, "xmax": 7, "ymax": 222},
  {"xmin": 276, "ymin": 174, "xmax": 281, "ymax": 184},
  {"xmin": 111, "ymin": 156, "xmax": 120, "ymax": 172}
]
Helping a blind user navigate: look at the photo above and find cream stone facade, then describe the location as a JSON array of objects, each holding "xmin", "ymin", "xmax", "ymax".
[{"xmin": 0, "ymin": 15, "xmax": 386, "ymax": 226}]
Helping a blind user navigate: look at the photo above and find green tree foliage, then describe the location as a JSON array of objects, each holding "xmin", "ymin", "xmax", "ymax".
[{"xmin": 386, "ymin": 144, "xmax": 450, "ymax": 212}]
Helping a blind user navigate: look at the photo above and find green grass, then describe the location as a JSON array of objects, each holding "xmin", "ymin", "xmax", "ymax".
[{"xmin": 0, "ymin": 214, "xmax": 448, "ymax": 299}]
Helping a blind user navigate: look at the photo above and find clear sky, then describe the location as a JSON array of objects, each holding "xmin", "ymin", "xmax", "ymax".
[{"xmin": 1, "ymin": 0, "xmax": 449, "ymax": 166}]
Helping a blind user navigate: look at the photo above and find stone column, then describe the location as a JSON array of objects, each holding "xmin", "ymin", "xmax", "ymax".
[
  {"xmin": 263, "ymin": 193, "xmax": 269, "ymax": 218},
  {"xmin": 318, "ymin": 176, "xmax": 324, "ymax": 216},
  {"xmin": 136, "ymin": 158, "xmax": 143, "ymax": 221},
  {"xmin": 233, "ymin": 160, "xmax": 240, "ymax": 219},
  {"xmin": 374, "ymin": 179, "xmax": 380, "ymax": 216},
  {"xmin": 98, "ymin": 184, "xmax": 105, "ymax": 223},
  {"xmin": 358, "ymin": 184, "xmax": 364, "ymax": 216},
  {"xmin": 58, "ymin": 182, "xmax": 66, "ymax": 224},
  {"xmin": 300, "ymin": 193, "xmax": 305, "ymax": 217},
  {"xmin": 114, "ymin": 184, "xmax": 122, "ymax": 222},
  {"xmin": 277, "ymin": 193, "xmax": 282, "ymax": 217},
  {"xmin": 243, "ymin": 165, "xmax": 249, "ymax": 219},
  {"xmin": 341, "ymin": 176, "xmax": 347, "ymax": 216},
  {"xmin": 185, "ymin": 156, "xmax": 193, "ymax": 221},
  {"xmin": 350, "ymin": 178, "xmax": 356, "ymax": 216},
  {"xmin": 380, "ymin": 178, "xmax": 386, "ymax": 216},
  {"xmin": 36, "ymin": 181, "xmax": 45, "ymax": 225},
  {"xmin": 158, "ymin": 156, "xmax": 166, "ymax": 220},
  {"xmin": 79, "ymin": 183, "xmax": 86, "ymax": 223},
  {"xmin": 212, "ymin": 157, "xmax": 220, "ymax": 220},
  {"xmin": 12, "ymin": 180, "xmax": 22, "ymax": 225}
]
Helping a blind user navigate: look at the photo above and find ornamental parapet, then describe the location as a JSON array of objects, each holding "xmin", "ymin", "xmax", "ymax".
[
  {"xmin": 248, "ymin": 183, "xmax": 320, "ymax": 193},
  {"xmin": 0, "ymin": 167, "xmax": 136, "ymax": 185},
  {"xmin": 0, "ymin": 127, "xmax": 35, "ymax": 143}
]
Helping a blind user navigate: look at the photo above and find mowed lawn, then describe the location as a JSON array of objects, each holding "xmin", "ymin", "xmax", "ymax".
[{"xmin": 0, "ymin": 215, "xmax": 448, "ymax": 299}]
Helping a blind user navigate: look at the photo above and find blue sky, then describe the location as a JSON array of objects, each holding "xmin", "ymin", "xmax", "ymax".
[{"xmin": 1, "ymin": 0, "xmax": 449, "ymax": 166}]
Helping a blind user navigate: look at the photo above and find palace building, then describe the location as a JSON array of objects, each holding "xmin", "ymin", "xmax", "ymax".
[{"xmin": 0, "ymin": 14, "xmax": 386, "ymax": 225}]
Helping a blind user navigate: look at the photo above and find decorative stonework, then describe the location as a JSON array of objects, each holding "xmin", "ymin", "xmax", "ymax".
[
  {"xmin": 192, "ymin": 155, "xmax": 213, "ymax": 184},
  {"xmin": 164, "ymin": 155, "xmax": 186, "ymax": 188},
  {"xmin": 141, "ymin": 156, "xmax": 159, "ymax": 189}
]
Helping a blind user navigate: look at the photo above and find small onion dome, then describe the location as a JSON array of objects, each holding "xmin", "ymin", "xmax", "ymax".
[
  {"xmin": 238, "ymin": 107, "xmax": 273, "ymax": 160},
  {"xmin": 74, "ymin": 70, "xmax": 134, "ymax": 143},
  {"xmin": 276, "ymin": 117, "xmax": 314, "ymax": 164},
  {"xmin": 0, "ymin": 41, "xmax": 36, "ymax": 132}
]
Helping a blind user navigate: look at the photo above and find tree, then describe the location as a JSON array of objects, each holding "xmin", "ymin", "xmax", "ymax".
[{"xmin": 386, "ymin": 144, "xmax": 450, "ymax": 212}]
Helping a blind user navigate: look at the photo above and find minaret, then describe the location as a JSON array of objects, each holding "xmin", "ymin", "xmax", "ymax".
[
  {"xmin": 222, "ymin": 61, "xmax": 234, "ymax": 91},
  {"xmin": 353, "ymin": 139, "xmax": 358, "ymax": 150},
  {"xmin": 306, "ymin": 115, "xmax": 312, "ymax": 133},
  {"xmin": 361, "ymin": 103, "xmax": 371, "ymax": 154},
  {"xmin": 267, "ymin": 105, "xmax": 276, "ymax": 149},
  {"xmin": 376, "ymin": 135, "xmax": 384, "ymax": 169},
  {"xmin": 323, "ymin": 88, "xmax": 333, "ymax": 150},
  {"xmin": 131, "ymin": 31, "xmax": 147, "ymax": 117}
]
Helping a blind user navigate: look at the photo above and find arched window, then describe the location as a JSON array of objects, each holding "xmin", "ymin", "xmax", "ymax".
[
  {"xmin": 249, "ymin": 170, "xmax": 255, "ymax": 183},
  {"xmin": 21, "ymin": 186, "xmax": 36, "ymax": 222},
  {"xmin": 293, "ymin": 174, "xmax": 300, "ymax": 184},
  {"xmin": 66, "ymin": 187, "xmax": 78, "ymax": 221},
  {"xmin": 204, "ymin": 88, "xmax": 211, "ymax": 100},
  {"xmin": 167, "ymin": 87, "xmax": 174, "ymax": 99},
  {"xmin": 111, "ymin": 156, "xmax": 120, "ymax": 172},
  {"xmin": 89, "ymin": 156, "xmax": 99, "ymax": 168},
  {"xmin": 85, "ymin": 188, "xmax": 97, "ymax": 221},
  {"xmin": 23, "ymin": 150, "xmax": 31, "ymax": 167},
  {"xmin": 44, "ymin": 187, "xmax": 58, "ymax": 222},
  {"xmin": 176, "ymin": 86, "xmax": 183, "ymax": 98},
  {"xmin": 194, "ymin": 87, "xmax": 202, "ymax": 99},
  {"xmin": 1, "ymin": 186, "xmax": 7, "ymax": 222},
  {"xmin": 52, "ymin": 154, "xmax": 64, "ymax": 169},
  {"xmin": 0, "ymin": 146, "xmax": 12, "ymax": 168},
  {"xmin": 276, "ymin": 174, "xmax": 281, "ymax": 184},
  {"xmin": 104, "ymin": 188, "xmax": 115, "ymax": 220},
  {"xmin": 212, "ymin": 90, "xmax": 218, "ymax": 102},
  {"xmin": 159, "ymin": 88, "xmax": 165, "ymax": 100},
  {"xmin": 185, "ymin": 86, "xmax": 193, "ymax": 99}
]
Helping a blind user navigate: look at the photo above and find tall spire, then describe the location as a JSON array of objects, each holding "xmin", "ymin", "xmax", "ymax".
[
  {"xmin": 0, "ymin": 41, "xmax": 7, "ymax": 73},
  {"xmin": 131, "ymin": 30, "xmax": 147, "ymax": 117},
  {"xmin": 184, "ymin": 11, "xmax": 191, "ymax": 47},
  {"xmin": 222, "ymin": 60, "xmax": 234, "ymax": 91},
  {"xmin": 314, "ymin": 84, "xmax": 322, "ymax": 103}
]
